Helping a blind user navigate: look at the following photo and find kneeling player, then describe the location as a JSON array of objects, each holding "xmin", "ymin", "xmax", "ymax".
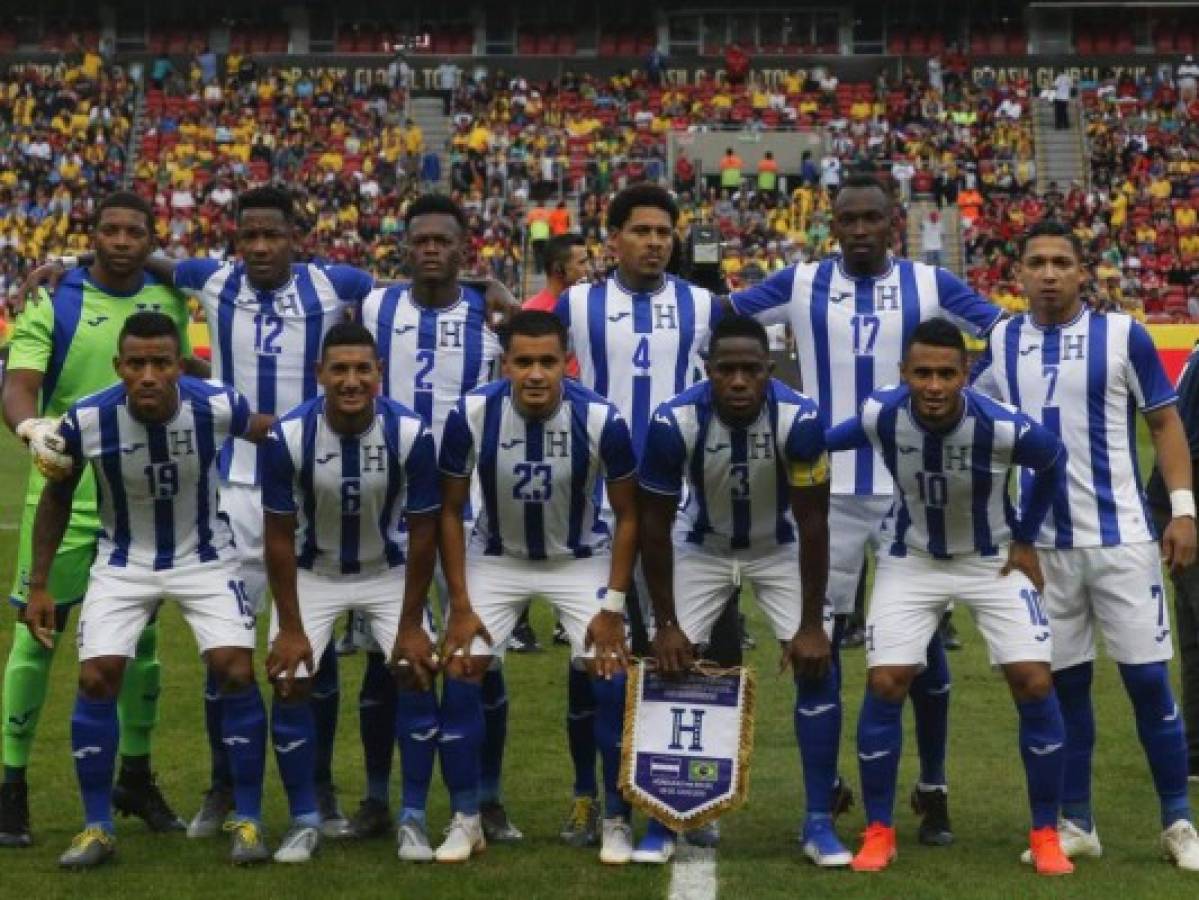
[
  {"xmin": 825, "ymin": 319, "xmax": 1073, "ymax": 875},
  {"xmin": 637, "ymin": 315, "xmax": 843, "ymax": 865},
  {"xmin": 261, "ymin": 324, "xmax": 441, "ymax": 863},
  {"xmin": 395, "ymin": 310, "xmax": 637, "ymax": 864},
  {"xmin": 24, "ymin": 313, "xmax": 275, "ymax": 868}
]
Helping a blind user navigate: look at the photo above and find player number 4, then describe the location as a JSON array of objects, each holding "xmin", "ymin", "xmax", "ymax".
[{"xmin": 632, "ymin": 337, "xmax": 650, "ymax": 370}]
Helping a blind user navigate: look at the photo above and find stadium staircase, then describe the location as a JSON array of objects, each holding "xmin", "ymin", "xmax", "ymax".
[
  {"xmin": 906, "ymin": 201, "xmax": 965, "ymax": 276},
  {"xmin": 123, "ymin": 79, "xmax": 148, "ymax": 190},
  {"xmin": 409, "ymin": 96, "xmax": 452, "ymax": 191},
  {"xmin": 1032, "ymin": 98, "xmax": 1088, "ymax": 194}
]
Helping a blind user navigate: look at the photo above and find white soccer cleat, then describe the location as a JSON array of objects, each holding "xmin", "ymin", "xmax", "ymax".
[
  {"xmin": 434, "ymin": 812, "xmax": 485, "ymax": 863},
  {"xmin": 397, "ymin": 820, "xmax": 434, "ymax": 863},
  {"xmin": 1162, "ymin": 819, "xmax": 1199, "ymax": 871},
  {"xmin": 599, "ymin": 816, "xmax": 634, "ymax": 865},
  {"xmin": 273, "ymin": 823, "xmax": 320, "ymax": 863},
  {"xmin": 1020, "ymin": 818, "xmax": 1102, "ymax": 864}
]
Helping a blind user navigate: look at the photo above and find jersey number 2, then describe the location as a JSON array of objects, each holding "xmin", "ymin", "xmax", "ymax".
[{"xmin": 415, "ymin": 349, "xmax": 435, "ymax": 391}]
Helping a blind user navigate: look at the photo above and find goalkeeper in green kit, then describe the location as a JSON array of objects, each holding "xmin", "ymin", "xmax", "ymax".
[{"xmin": 0, "ymin": 192, "xmax": 205, "ymax": 846}]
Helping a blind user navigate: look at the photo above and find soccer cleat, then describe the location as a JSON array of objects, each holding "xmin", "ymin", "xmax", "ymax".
[
  {"xmin": 552, "ymin": 622, "xmax": 570, "ymax": 646},
  {"xmin": 1021, "ymin": 818, "xmax": 1102, "ymax": 864},
  {"xmin": 434, "ymin": 812, "xmax": 485, "ymax": 863},
  {"xmin": 911, "ymin": 785, "xmax": 953, "ymax": 846},
  {"xmin": 1162, "ymin": 819, "xmax": 1199, "ymax": 871},
  {"xmin": 480, "ymin": 801, "xmax": 523, "ymax": 843},
  {"xmin": 560, "ymin": 796, "xmax": 601, "ymax": 847},
  {"xmin": 938, "ymin": 613, "xmax": 962, "ymax": 650},
  {"xmin": 58, "ymin": 827, "xmax": 115, "ymax": 870},
  {"xmin": 508, "ymin": 620, "xmax": 541, "ymax": 654},
  {"xmin": 273, "ymin": 823, "xmax": 320, "ymax": 863},
  {"xmin": 335, "ymin": 624, "xmax": 358, "ymax": 657},
  {"xmin": 187, "ymin": 787, "xmax": 234, "ymax": 839},
  {"xmin": 1029, "ymin": 826, "xmax": 1074, "ymax": 876},
  {"xmin": 684, "ymin": 820, "xmax": 720, "ymax": 848},
  {"xmin": 599, "ymin": 816, "xmax": 634, "ymax": 865},
  {"xmin": 801, "ymin": 817, "xmax": 852, "ymax": 867},
  {"xmin": 226, "ymin": 819, "xmax": 270, "ymax": 865},
  {"xmin": 348, "ymin": 798, "xmax": 392, "ymax": 839},
  {"xmin": 0, "ymin": 781, "xmax": 32, "ymax": 848},
  {"xmin": 112, "ymin": 770, "xmax": 185, "ymax": 832},
  {"xmin": 632, "ymin": 820, "xmax": 676, "ymax": 864},
  {"xmin": 830, "ymin": 777, "xmax": 855, "ymax": 821},
  {"xmin": 317, "ymin": 785, "xmax": 354, "ymax": 840},
  {"xmin": 851, "ymin": 823, "xmax": 897, "ymax": 872},
  {"xmin": 397, "ymin": 818, "xmax": 434, "ymax": 862}
]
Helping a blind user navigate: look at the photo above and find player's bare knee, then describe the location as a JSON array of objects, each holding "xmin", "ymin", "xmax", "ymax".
[
  {"xmin": 1003, "ymin": 661, "xmax": 1053, "ymax": 702},
  {"xmin": 444, "ymin": 655, "xmax": 491, "ymax": 683},
  {"xmin": 78, "ymin": 658, "xmax": 122, "ymax": 700},
  {"xmin": 867, "ymin": 665, "xmax": 916, "ymax": 702},
  {"xmin": 207, "ymin": 647, "xmax": 256, "ymax": 693}
]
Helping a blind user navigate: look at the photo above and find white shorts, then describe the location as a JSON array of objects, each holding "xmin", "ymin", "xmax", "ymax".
[
  {"xmin": 269, "ymin": 567, "xmax": 433, "ymax": 678},
  {"xmin": 454, "ymin": 552, "xmax": 613, "ymax": 659},
  {"xmin": 219, "ymin": 481, "xmax": 267, "ymax": 613},
  {"xmin": 867, "ymin": 550, "xmax": 1052, "ymax": 668},
  {"xmin": 1039, "ymin": 542, "xmax": 1172, "ymax": 670},
  {"xmin": 674, "ymin": 542, "xmax": 833, "ymax": 645},
  {"xmin": 77, "ymin": 557, "xmax": 257, "ymax": 660},
  {"xmin": 827, "ymin": 494, "xmax": 892, "ymax": 615}
]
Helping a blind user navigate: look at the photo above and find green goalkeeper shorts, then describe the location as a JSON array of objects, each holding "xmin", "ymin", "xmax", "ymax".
[{"xmin": 9, "ymin": 505, "xmax": 97, "ymax": 609}]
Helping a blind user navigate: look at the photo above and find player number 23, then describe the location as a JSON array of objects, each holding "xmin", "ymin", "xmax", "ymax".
[{"xmin": 512, "ymin": 462, "xmax": 553, "ymax": 502}]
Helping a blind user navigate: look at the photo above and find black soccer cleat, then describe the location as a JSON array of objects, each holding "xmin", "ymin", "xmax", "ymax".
[
  {"xmin": 911, "ymin": 785, "xmax": 954, "ymax": 846},
  {"xmin": 552, "ymin": 622, "xmax": 570, "ymax": 646},
  {"xmin": 348, "ymin": 797, "xmax": 392, "ymax": 839},
  {"xmin": 113, "ymin": 771, "xmax": 185, "ymax": 832},
  {"xmin": 830, "ymin": 776, "xmax": 855, "ymax": 822},
  {"xmin": 508, "ymin": 619, "xmax": 542, "ymax": 654},
  {"xmin": 0, "ymin": 781, "xmax": 32, "ymax": 847}
]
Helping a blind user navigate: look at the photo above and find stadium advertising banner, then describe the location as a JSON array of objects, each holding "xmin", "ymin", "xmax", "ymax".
[{"xmin": 620, "ymin": 662, "xmax": 756, "ymax": 831}]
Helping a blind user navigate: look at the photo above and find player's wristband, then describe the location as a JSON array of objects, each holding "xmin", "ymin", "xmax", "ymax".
[
  {"xmin": 54, "ymin": 255, "xmax": 79, "ymax": 270},
  {"xmin": 1171, "ymin": 489, "xmax": 1196, "ymax": 519},
  {"xmin": 598, "ymin": 588, "xmax": 626, "ymax": 614}
]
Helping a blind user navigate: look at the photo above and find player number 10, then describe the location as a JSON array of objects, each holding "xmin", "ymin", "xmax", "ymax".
[{"xmin": 914, "ymin": 471, "xmax": 948, "ymax": 508}]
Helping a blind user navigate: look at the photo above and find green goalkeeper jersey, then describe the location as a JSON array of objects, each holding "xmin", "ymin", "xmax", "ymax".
[{"xmin": 7, "ymin": 267, "xmax": 193, "ymax": 548}]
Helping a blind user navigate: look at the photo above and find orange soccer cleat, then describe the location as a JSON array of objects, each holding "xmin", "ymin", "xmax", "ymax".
[
  {"xmin": 851, "ymin": 822, "xmax": 897, "ymax": 872},
  {"xmin": 1029, "ymin": 825, "xmax": 1074, "ymax": 876}
]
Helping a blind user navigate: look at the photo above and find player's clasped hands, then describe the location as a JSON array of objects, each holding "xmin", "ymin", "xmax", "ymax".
[
  {"xmin": 439, "ymin": 606, "xmax": 492, "ymax": 677},
  {"xmin": 584, "ymin": 610, "xmax": 629, "ymax": 680},
  {"xmin": 786, "ymin": 625, "xmax": 833, "ymax": 681},
  {"xmin": 389, "ymin": 623, "xmax": 441, "ymax": 691},
  {"xmin": 22, "ymin": 587, "xmax": 57, "ymax": 651},
  {"xmin": 651, "ymin": 621, "xmax": 695, "ymax": 676},
  {"xmin": 266, "ymin": 626, "xmax": 314, "ymax": 699}
]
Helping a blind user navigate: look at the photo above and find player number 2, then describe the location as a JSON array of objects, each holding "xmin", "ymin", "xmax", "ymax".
[
  {"xmin": 632, "ymin": 337, "xmax": 650, "ymax": 369},
  {"xmin": 253, "ymin": 314, "xmax": 284, "ymax": 355},
  {"xmin": 415, "ymin": 349, "xmax": 435, "ymax": 391},
  {"xmin": 914, "ymin": 471, "xmax": 947, "ymax": 508},
  {"xmin": 512, "ymin": 462, "xmax": 553, "ymax": 502},
  {"xmin": 143, "ymin": 461, "xmax": 179, "ymax": 499}
]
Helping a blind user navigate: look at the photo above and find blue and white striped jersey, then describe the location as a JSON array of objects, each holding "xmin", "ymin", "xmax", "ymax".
[
  {"xmin": 59, "ymin": 377, "xmax": 252, "ymax": 570},
  {"xmin": 553, "ymin": 274, "xmax": 720, "ymax": 456},
  {"xmin": 360, "ymin": 284, "xmax": 501, "ymax": 444},
  {"xmin": 732, "ymin": 256, "xmax": 1002, "ymax": 496},
  {"xmin": 173, "ymin": 259, "xmax": 374, "ymax": 485},
  {"xmin": 639, "ymin": 379, "xmax": 826, "ymax": 552},
  {"xmin": 439, "ymin": 380, "xmax": 637, "ymax": 560},
  {"xmin": 826, "ymin": 385, "xmax": 1065, "ymax": 559},
  {"xmin": 261, "ymin": 396, "xmax": 440, "ymax": 576},
  {"xmin": 972, "ymin": 308, "xmax": 1175, "ymax": 548}
]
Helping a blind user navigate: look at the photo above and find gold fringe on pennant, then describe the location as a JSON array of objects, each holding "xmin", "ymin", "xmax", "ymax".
[{"xmin": 619, "ymin": 658, "xmax": 757, "ymax": 832}]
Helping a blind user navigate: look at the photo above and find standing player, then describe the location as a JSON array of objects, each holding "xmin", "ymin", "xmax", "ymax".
[
  {"xmin": 553, "ymin": 183, "xmax": 721, "ymax": 846},
  {"xmin": 23, "ymin": 312, "xmax": 274, "ymax": 868},
  {"xmin": 0, "ymin": 193, "xmax": 197, "ymax": 846},
  {"xmin": 359, "ymin": 194, "xmax": 514, "ymax": 846},
  {"xmin": 825, "ymin": 319, "xmax": 1072, "ymax": 875},
  {"xmin": 731, "ymin": 173, "xmax": 1004, "ymax": 843},
  {"xmin": 260, "ymin": 324, "xmax": 440, "ymax": 863},
  {"xmin": 637, "ymin": 315, "xmax": 839, "ymax": 865},
  {"xmin": 972, "ymin": 220, "xmax": 1199, "ymax": 868},
  {"xmin": 400, "ymin": 310, "xmax": 638, "ymax": 865}
]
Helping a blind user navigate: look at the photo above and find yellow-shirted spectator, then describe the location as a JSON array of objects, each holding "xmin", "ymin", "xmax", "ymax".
[
  {"xmin": 405, "ymin": 123, "xmax": 424, "ymax": 155},
  {"xmin": 1176, "ymin": 206, "xmax": 1197, "ymax": 231},
  {"xmin": 1181, "ymin": 232, "xmax": 1199, "ymax": 257}
]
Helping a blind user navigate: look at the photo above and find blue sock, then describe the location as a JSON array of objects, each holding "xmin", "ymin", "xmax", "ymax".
[
  {"xmin": 794, "ymin": 667, "xmax": 841, "ymax": 820},
  {"xmin": 71, "ymin": 695, "xmax": 117, "ymax": 831},
  {"xmin": 645, "ymin": 817, "xmax": 677, "ymax": 841},
  {"xmin": 204, "ymin": 669, "xmax": 231, "ymax": 790},
  {"xmin": 480, "ymin": 666, "xmax": 508, "ymax": 805},
  {"xmin": 360, "ymin": 652, "xmax": 397, "ymax": 805},
  {"xmin": 271, "ymin": 698, "xmax": 319, "ymax": 825},
  {"xmin": 439, "ymin": 678, "xmax": 483, "ymax": 815},
  {"xmin": 1017, "ymin": 694, "xmax": 1066, "ymax": 829},
  {"xmin": 396, "ymin": 688, "xmax": 438, "ymax": 816},
  {"xmin": 1119, "ymin": 662, "xmax": 1192, "ymax": 827},
  {"xmin": 310, "ymin": 643, "xmax": 339, "ymax": 790},
  {"xmin": 910, "ymin": 633, "xmax": 950, "ymax": 787},
  {"xmin": 567, "ymin": 662, "xmax": 598, "ymax": 798},
  {"xmin": 1053, "ymin": 662, "xmax": 1095, "ymax": 829},
  {"xmin": 222, "ymin": 685, "xmax": 267, "ymax": 822},
  {"xmin": 857, "ymin": 692, "xmax": 904, "ymax": 826},
  {"xmin": 592, "ymin": 672, "xmax": 630, "ymax": 818}
]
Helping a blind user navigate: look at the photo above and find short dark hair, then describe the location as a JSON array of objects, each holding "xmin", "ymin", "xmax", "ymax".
[
  {"xmin": 544, "ymin": 233, "xmax": 586, "ymax": 277},
  {"xmin": 498, "ymin": 309, "xmax": 567, "ymax": 352},
  {"xmin": 321, "ymin": 322, "xmax": 378, "ymax": 358},
  {"xmin": 835, "ymin": 172, "xmax": 893, "ymax": 208},
  {"xmin": 236, "ymin": 185, "xmax": 296, "ymax": 224},
  {"xmin": 904, "ymin": 318, "xmax": 965, "ymax": 361},
  {"xmin": 708, "ymin": 314, "xmax": 769, "ymax": 357},
  {"xmin": 404, "ymin": 193, "xmax": 468, "ymax": 233},
  {"xmin": 1019, "ymin": 219, "xmax": 1083, "ymax": 261},
  {"xmin": 95, "ymin": 191, "xmax": 154, "ymax": 231},
  {"xmin": 606, "ymin": 184, "xmax": 678, "ymax": 230},
  {"xmin": 118, "ymin": 311, "xmax": 181, "ymax": 354}
]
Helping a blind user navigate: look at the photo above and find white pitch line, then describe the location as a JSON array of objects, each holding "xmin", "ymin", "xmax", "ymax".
[{"xmin": 668, "ymin": 841, "xmax": 717, "ymax": 900}]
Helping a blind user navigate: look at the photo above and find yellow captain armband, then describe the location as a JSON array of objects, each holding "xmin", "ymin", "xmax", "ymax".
[{"xmin": 788, "ymin": 453, "xmax": 830, "ymax": 488}]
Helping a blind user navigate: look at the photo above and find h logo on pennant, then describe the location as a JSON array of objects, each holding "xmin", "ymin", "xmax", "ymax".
[{"xmin": 668, "ymin": 708, "xmax": 706, "ymax": 751}]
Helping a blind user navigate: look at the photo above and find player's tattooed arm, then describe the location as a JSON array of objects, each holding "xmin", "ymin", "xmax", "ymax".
[
  {"xmin": 437, "ymin": 474, "xmax": 491, "ymax": 674},
  {"xmin": 393, "ymin": 510, "xmax": 440, "ymax": 690},
  {"xmin": 1146, "ymin": 404, "xmax": 1198, "ymax": 573},
  {"xmin": 787, "ymin": 474, "xmax": 832, "ymax": 680},
  {"xmin": 587, "ymin": 476, "xmax": 635, "ymax": 680},
  {"xmin": 264, "ymin": 510, "xmax": 314, "ymax": 691},
  {"xmin": 25, "ymin": 467, "xmax": 84, "ymax": 648},
  {"xmin": 638, "ymin": 485, "xmax": 693, "ymax": 675}
]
